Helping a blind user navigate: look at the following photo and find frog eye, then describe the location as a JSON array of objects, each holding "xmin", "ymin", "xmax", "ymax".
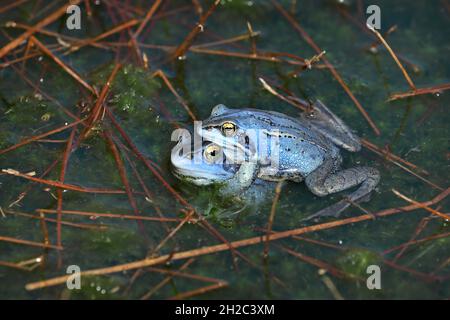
[
  {"xmin": 221, "ymin": 122, "xmax": 237, "ymax": 136},
  {"xmin": 203, "ymin": 144, "xmax": 222, "ymax": 163}
]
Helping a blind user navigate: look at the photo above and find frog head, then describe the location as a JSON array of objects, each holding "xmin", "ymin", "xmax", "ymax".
[
  {"xmin": 196, "ymin": 104, "xmax": 257, "ymax": 164},
  {"xmin": 170, "ymin": 137, "xmax": 238, "ymax": 186}
]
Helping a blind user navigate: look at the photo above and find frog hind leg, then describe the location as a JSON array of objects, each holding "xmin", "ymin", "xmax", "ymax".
[
  {"xmin": 304, "ymin": 163, "xmax": 380, "ymax": 220},
  {"xmin": 301, "ymin": 100, "xmax": 361, "ymax": 152}
]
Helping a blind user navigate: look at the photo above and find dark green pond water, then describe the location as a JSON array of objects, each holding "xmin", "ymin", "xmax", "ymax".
[{"xmin": 0, "ymin": 0, "xmax": 449, "ymax": 299}]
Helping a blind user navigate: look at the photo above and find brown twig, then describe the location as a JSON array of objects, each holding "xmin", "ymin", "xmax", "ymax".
[
  {"xmin": 56, "ymin": 126, "xmax": 77, "ymax": 248},
  {"xmin": 140, "ymin": 259, "xmax": 195, "ymax": 300},
  {"xmin": 24, "ymin": 188, "xmax": 449, "ymax": 290},
  {"xmin": 0, "ymin": 236, "xmax": 62, "ymax": 250},
  {"xmin": 29, "ymin": 36, "xmax": 96, "ymax": 94},
  {"xmin": 168, "ymin": 281, "xmax": 228, "ymax": 300},
  {"xmin": 6, "ymin": 209, "xmax": 106, "ymax": 230},
  {"xmin": 67, "ymin": 19, "xmax": 140, "ymax": 54},
  {"xmin": 192, "ymin": 31, "xmax": 261, "ymax": 49},
  {"xmin": 0, "ymin": 118, "xmax": 85, "ymax": 156},
  {"xmin": 132, "ymin": 0, "xmax": 163, "ymax": 39},
  {"xmin": 264, "ymin": 181, "xmax": 284, "ymax": 257},
  {"xmin": 392, "ymin": 189, "xmax": 450, "ymax": 220},
  {"xmin": 189, "ymin": 47, "xmax": 308, "ymax": 66},
  {"xmin": 105, "ymin": 106, "xmax": 191, "ymax": 208},
  {"xmin": 279, "ymin": 245, "xmax": 357, "ymax": 280},
  {"xmin": 382, "ymin": 232, "xmax": 450, "ymax": 255},
  {"xmin": 0, "ymin": 260, "xmax": 29, "ymax": 271},
  {"xmin": 38, "ymin": 208, "xmax": 192, "ymax": 223},
  {"xmin": 0, "ymin": 0, "xmax": 30, "ymax": 14},
  {"xmin": 361, "ymin": 139, "xmax": 443, "ymax": 191},
  {"xmin": 1, "ymin": 169, "xmax": 128, "ymax": 194},
  {"xmin": 79, "ymin": 63, "xmax": 121, "ymax": 139},
  {"xmin": 367, "ymin": 25, "xmax": 416, "ymax": 91},
  {"xmin": 391, "ymin": 216, "xmax": 431, "ymax": 263},
  {"xmin": 152, "ymin": 69, "xmax": 196, "ymax": 121},
  {"xmin": 271, "ymin": 0, "xmax": 380, "ymax": 136},
  {"xmin": 151, "ymin": 210, "xmax": 194, "ymax": 254},
  {"xmin": 259, "ymin": 77, "xmax": 309, "ymax": 112},
  {"xmin": 171, "ymin": 0, "xmax": 221, "ymax": 59},
  {"xmin": 0, "ymin": 0, "xmax": 81, "ymax": 59},
  {"xmin": 388, "ymin": 83, "xmax": 450, "ymax": 101},
  {"xmin": 361, "ymin": 139, "xmax": 429, "ymax": 175},
  {"xmin": 104, "ymin": 130, "xmax": 139, "ymax": 215}
]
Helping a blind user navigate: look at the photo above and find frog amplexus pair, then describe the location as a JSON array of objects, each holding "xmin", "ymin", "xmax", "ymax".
[{"xmin": 171, "ymin": 101, "xmax": 380, "ymax": 220}]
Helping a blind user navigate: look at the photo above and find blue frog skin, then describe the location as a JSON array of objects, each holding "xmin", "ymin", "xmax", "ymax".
[{"xmin": 171, "ymin": 101, "xmax": 380, "ymax": 220}]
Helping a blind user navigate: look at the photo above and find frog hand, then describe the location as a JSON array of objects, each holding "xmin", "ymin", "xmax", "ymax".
[{"xmin": 219, "ymin": 157, "xmax": 259, "ymax": 198}]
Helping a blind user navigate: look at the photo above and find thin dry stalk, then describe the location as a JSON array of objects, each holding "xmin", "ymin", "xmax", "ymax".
[
  {"xmin": 29, "ymin": 36, "xmax": 96, "ymax": 94},
  {"xmin": 383, "ymin": 259, "xmax": 443, "ymax": 282},
  {"xmin": 362, "ymin": 140, "xmax": 442, "ymax": 191},
  {"xmin": 367, "ymin": 25, "xmax": 416, "ymax": 91},
  {"xmin": 38, "ymin": 209, "xmax": 190, "ymax": 223},
  {"xmin": 2, "ymin": 169, "xmax": 127, "ymax": 194},
  {"xmin": 132, "ymin": 0, "xmax": 163, "ymax": 39},
  {"xmin": 392, "ymin": 189, "xmax": 450, "ymax": 220},
  {"xmin": 25, "ymin": 188, "xmax": 449, "ymax": 291},
  {"xmin": 0, "ymin": 236, "xmax": 62, "ymax": 250},
  {"xmin": 391, "ymin": 216, "xmax": 430, "ymax": 263},
  {"xmin": 152, "ymin": 69, "xmax": 196, "ymax": 121},
  {"xmin": 0, "ymin": 118, "xmax": 85, "ymax": 156},
  {"xmin": 0, "ymin": 260, "xmax": 29, "ymax": 271},
  {"xmin": 148, "ymin": 266, "xmax": 223, "ymax": 284},
  {"xmin": 271, "ymin": 0, "xmax": 380, "ymax": 136},
  {"xmin": 9, "ymin": 63, "xmax": 82, "ymax": 121},
  {"xmin": 321, "ymin": 275, "xmax": 345, "ymax": 300},
  {"xmin": 140, "ymin": 259, "xmax": 195, "ymax": 300},
  {"xmin": 105, "ymin": 107, "xmax": 191, "ymax": 208},
  {"xmin": 79, "ymin": 63, "xmax": 121, "ymax": 139},
  {"xmin": 259, "ymin": 77, "xmax": 309, "ymax": 112},
  {"xmin": 0, "ymin": 0, "xmax": 30, "ymax": 14},
  {"xmin": 56, "ymin": 127, "xmax": 77, "ymax": 248},
  {"xmin": 172, "ymin": 0, "xmax": 221, "ymax": 59},
  {"xmin": 38, "ymin": 211, "xmax": 50, "ymax": 247},
  {"xmin": 279, "ymin": 245, "xmax": 358, "ymax": 280},
  {"xmin": 0, "ymin": 0, "xmax": 81, "ymax": 59},
  {"xmin": 382, "ymin": 232, "xmax": 450, "ymax": 255},
  {"xmin": 168, "ymin": 281, "xmax": 228, "ymax": 300},
  {"xmin": 104, "ymin": 130, "xmax": 139, "ymax": 215},
  {"xmin": 192, "ymin": 31, "xmax": 261, "ymax": 49},
  {"xmin": 264, "ymin": 181, "xmax": 284, "ymax": 257},
  {"xmin": 6, "ymin": 209, "xmax": 106, "ymax": 230},
  {"xmin": 67, "ymin": 19, "xmax": 139, "ymax": 54},
  {"xmin": 192, "ymin": 0, "xmax": 203, "ymax": 17},
  {"xmin": 152, "ymin": 211, "xmax": 194, "ymax": 254},
  {"xmin": 389, "ymin": 83, "xmax": 450, "ymax": 101},
  {"xmin": 8, "ymin": 158, "xmax": 60, "ymax": 208},
  {"xmin": 361, "ymin": 139, "xmax": 429, "ymax": 175},
  {"xmin": 246, "ymin": 22, "xmax": 257, "ymax": 54},
  {"xmin": 190, "ymin": 47, "xmax": 307, "ymax": 66}
]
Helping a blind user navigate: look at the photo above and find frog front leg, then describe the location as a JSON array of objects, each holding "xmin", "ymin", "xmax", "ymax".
[
  {"xmin": 304, "ymin": 159, "xmax": 380, "ymax": 220},
  {"xmin": 219, "ymin": 160, "xmax": 259, "ymax": 198}
]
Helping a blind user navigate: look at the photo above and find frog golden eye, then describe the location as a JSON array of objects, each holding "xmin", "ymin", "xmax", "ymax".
[
  {"xmin": 221, "ymin": 122, "xmax": 236, "ymax": 136},
  {"xmin": 203, "ymin": 144, "xmax": 221, "ymax": 163}
]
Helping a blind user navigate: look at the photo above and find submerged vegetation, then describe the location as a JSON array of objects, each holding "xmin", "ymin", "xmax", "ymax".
[{"xmin": 0, "ymin": 0, "xmax": 449, "ymax": 299}]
